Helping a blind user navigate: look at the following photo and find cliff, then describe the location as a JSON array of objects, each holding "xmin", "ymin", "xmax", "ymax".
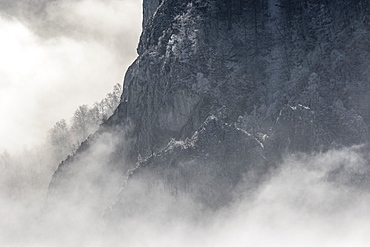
[{"xmin": 49, "ymin": 0, "xmax": 370, "ymax": 213}]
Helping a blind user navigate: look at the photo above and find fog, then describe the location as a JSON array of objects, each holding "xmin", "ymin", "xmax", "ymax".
[
  {"xmin": 1, "ymin": 137, "xmax": 370, "ymax": 246},
  {"xmin": 1, "ymin": 1, "xmax": 370, "ymax": 246},
  {"xmin": 0, "ymin": 0, "xmax": 141, "ymax": 152}
]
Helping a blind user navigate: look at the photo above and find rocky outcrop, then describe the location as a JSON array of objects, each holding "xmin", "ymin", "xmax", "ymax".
[
  {"xmin": 108, "ymin": 0, "xmax": 370, "ymax": 159},
  {"xmin": 50, "ymin": 0, "xmax": 370, "ymax": 213},
  {"xmin": 142, "ymin": 0, "xmax": 162, "ymax": 28}
]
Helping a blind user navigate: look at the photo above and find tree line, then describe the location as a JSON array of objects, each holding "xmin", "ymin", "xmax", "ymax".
[
  {"xmin": 0, "ymin": 83, "xmax": 122, "ymax": 201},
  {"xmin": 48, "ymin": 83, "xmax": 122, "ymax": 162}
]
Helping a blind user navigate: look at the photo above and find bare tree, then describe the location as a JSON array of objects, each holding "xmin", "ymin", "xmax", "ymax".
[
  {"xmin": 71, "ymin": 105, "xmax": 91, "ymax": 144},
  {"xmin": 48, "ymin": 119, "xmax": 73, "ymax": 161}
]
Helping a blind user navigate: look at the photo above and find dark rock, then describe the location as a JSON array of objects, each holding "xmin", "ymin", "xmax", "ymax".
[{"xmin": 50, "ymin": 0, "xmax": 370, "ymax": 214}]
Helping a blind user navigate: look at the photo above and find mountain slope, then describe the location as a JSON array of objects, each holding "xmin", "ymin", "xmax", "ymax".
[{"xmin": 49, "ymin": 0, "xmax": 370, "ymax": 214}]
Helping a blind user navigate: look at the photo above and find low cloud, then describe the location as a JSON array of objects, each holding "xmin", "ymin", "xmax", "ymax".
[
  {"xmin": 1, "ymin": 1, "xmax": 369, "ymax": 246},
  {"xmin": 0, "ymin": 0, "xmax": 141, "ymax": 152},
  {"xmin": 1, "ymin": 143, "xmax": 370, "ymax": 246}
]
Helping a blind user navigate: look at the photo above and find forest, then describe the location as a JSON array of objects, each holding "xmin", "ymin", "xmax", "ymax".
[{"xmin": 0, "ymin": 83, "xmax": 122, "ymax": 202}]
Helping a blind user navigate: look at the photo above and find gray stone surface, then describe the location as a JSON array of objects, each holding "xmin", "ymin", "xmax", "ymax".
[
  {"xmin": 50, "ymin": 0, "xmax": 370, "ymax": 213},
  {"xmin": 142, "ymin": 0, "xmax": 162, "ymax": 29}
]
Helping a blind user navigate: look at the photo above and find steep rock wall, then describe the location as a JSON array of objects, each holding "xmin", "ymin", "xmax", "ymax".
[
  {"xmin": 142, "ymin": 0, "xmax": 162, "ymax": 28},
  {"xmin": 50, "ymin": 0, "xmax": 370, "ymax": 211},
  {"xmin": 109, "ymin": 0, "xmax": 370, "ymax": 160}
]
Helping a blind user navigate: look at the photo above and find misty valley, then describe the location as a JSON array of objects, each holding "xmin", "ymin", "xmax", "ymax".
[{"xmin": 1, "ymin": 0, "xmax": 370, "ymax": 246}]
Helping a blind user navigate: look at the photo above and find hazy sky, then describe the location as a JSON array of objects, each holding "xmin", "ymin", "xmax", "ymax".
[{"xmin": 0, "ymin": 0, "xmax": 142, "ymax": 153}]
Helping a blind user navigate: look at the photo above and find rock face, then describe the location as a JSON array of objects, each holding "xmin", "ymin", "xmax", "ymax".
[
  {"xmin": 50, "ymin": 0, "xmax": 370, "ymax": 213},
  {"xmin": 108, "ymin": 0, "xmax": 370, "ymax": 159},
  {"xmin": 142, "ymin": 0, "xmax": 162, "ymax": 28}
]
